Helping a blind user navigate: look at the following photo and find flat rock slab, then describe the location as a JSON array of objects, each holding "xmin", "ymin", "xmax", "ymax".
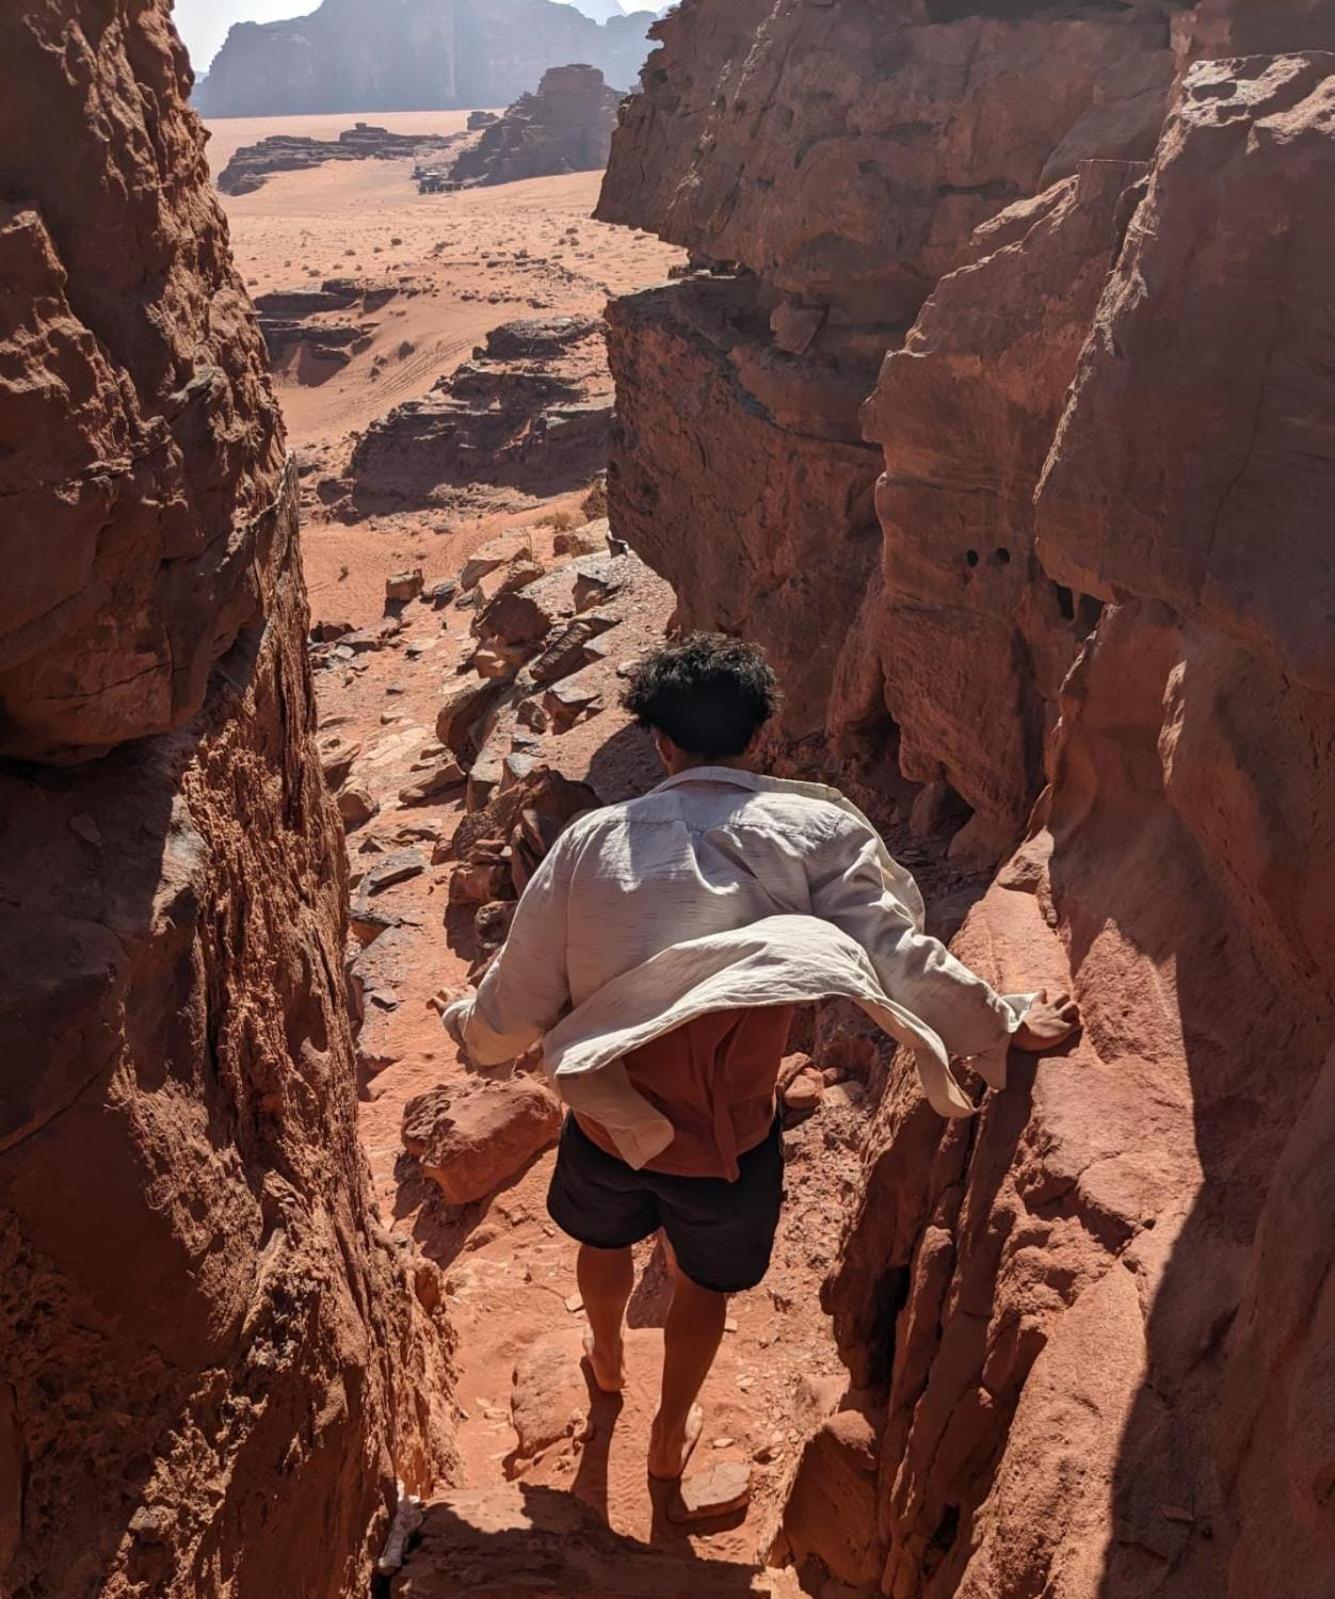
[
  {"xmin": 510, "ymin": 1331, "xmax": 591, "ymax": 1465},
  {"xmin": 668, "ymin": 1460, "xmax": 753, "ymax": 1525},
  {"xmin": 364, "ymin": 848, "xmax": 427, "ymax": 894}
]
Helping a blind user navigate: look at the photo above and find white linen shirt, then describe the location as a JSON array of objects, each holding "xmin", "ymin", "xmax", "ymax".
[{"xmin": 446, "ymin": 768, "xmax": 1029, "ymax": 1168}]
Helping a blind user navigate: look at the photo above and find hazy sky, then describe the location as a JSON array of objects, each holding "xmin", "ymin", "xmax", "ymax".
[
  {"xmin": 173, "ymin": 0, "xmax": 620, "ymax": 75},
  {"xmin": 173, "ymin": 2, "xmax": 317, "ymax": 75}
]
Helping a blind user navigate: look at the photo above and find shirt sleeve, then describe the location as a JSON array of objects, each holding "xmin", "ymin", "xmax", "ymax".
[
  {"xmin": 807, "ymin": 812, "xmax": 1023, "ymax": 1059},
  {"xmin": 452, "ymin": 830, "xmax": 575, "ymax": 1066}
]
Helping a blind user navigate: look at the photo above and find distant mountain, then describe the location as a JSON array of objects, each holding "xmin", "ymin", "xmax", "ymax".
[
  {"xmin": 562, "ymin": 0, "xmax": 626, "ymax": 23},
  {"xmin": 194, "ymin": 0, "xmax": 658, "ymax": 118}
]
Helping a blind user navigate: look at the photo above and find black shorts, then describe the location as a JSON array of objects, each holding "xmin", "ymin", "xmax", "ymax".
[{"xmin": 546, "ymin": 1114, "xmax": 785, "ymax": 1295}]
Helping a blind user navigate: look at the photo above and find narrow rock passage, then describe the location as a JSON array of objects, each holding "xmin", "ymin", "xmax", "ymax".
[{"xmin": 309, "ymin": 514, "xmax": 881, "ymax": 1595}]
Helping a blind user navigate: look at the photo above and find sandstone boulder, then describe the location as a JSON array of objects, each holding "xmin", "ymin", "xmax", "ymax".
[
  {"xmin": 398, "ymin": 758, "xmax": 466, "ymax": 806},
  {"xmin": 436, "ymin": 675, "xmax": 508, "ymax": 762},
  {"xmin": 779, "ymin": 1068, "xmax": 824, "ymax": 1122},
  {"xmin": 450, "ymin": 852, "xmax": 513, "ymax": 906},
  {"xmin": 552, "ymin": 518, "xmax": 608, "ymax": 556},
  {"xmin": 386, "ymin": 567, "xmax": 426, "ymax": 604},
  {"xmin": 319, "ymin": 731, "xmax": 364, "ymax": 789},
  {"xmin": 338, "ymin": 783, "xmax": 379, "ymax": 828},
  {"xmin": 402, "ymin": 1079, "xmax": 563, "ymax": 1206},
  {"xmin": 781, "ymin": 1410, "xmax": 880, "ymax": 1585},
  {"xmin": 364, "ymin": 848, "xmax": 427, "ymax": 894},
  {"xmin": 460, "ymin": 531, "xmax": 534, "ymax": 591},
  {"xmin": 476, "ymin": 588, "xmax": 552, "ymax": 649},
  {"xmin": 543, "ymin": 677, "xmax": 603, "ymax": 732}
]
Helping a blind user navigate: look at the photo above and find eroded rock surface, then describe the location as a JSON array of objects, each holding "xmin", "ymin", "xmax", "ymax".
[
  {"xmin": 835, "ymin": 158, "xmax": 1142, "ymax": 860},
  {"xmin": 0, "ymin": 7, "xmax": 455, "ymax": 1595},
  {"xmin": 0, "ymin": 3, "xmax": 285, "ymax": 762},
  {"xmin": 602, "ymin": 8, "xmax": 1335, "ymax": 1598}
]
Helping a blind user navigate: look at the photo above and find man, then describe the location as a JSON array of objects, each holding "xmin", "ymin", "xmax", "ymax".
[{"xmin": 444, "ymin": 635, "xmax": 1079, "ymax": 1479}]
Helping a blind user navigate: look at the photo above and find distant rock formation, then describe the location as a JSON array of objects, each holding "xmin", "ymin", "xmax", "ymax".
[
  {"xmin": 348, "ymin": 316, "xmax": 612, "ymax": 512},
  {"xmin": 447, "ymin": 65, "xmax": 620, "ymax": 187},
  {"xmin": 566, "ymin": 0, "xmax": 628, "ymax": 24},
  {"xmin": 252, "ymin": 277, "xmax": 399, "ymax": 381},
  {"xmin": 217, "ymin": 120, "xmax": 466, "ymax": 195},
  {"xmin": 195, "ymin": 0, "xmax": 656, "ymax": 117}
]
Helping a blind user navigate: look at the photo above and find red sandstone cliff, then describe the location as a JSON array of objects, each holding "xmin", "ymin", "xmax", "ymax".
[
  {"xmin": 0, "ymin": 7, "xmax": 454, "ymax": 1595},
  {"xmin": 602, "ymin": 4, "xmax": 1335, "ymax": 1595}
]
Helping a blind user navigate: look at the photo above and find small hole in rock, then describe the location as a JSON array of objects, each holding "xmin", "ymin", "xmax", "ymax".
[
  {"xmin": 1078, "ymin": 593, "xmax": 1104, "ymax": 631},
  {"xmin": 993, "ymin": 547, "xmax": 1011, "ymax": 565},
  {"xmin": 965, "ymin": 550, "xmax": 980, "ymax": 568},
  {"xmin": 1053, "ymin": 583, "xmax": 1075, "ymax": 622}
]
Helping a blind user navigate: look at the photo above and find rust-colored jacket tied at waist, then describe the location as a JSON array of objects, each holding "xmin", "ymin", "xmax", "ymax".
[
  {"xmin": 576, "ymin": 1005, "xmax": 797, "ymax": 1181},
  {"xmin": 444, "ymin": 769, "xmax": 1033, "ymax": 1172}
]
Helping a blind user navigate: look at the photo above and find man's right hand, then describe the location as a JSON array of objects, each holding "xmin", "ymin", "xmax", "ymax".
[{"xmin": 1012, "ymin": 988, "xmax": 1081, "ymax": 1052}]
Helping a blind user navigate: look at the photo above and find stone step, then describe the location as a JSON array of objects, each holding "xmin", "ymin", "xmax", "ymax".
[{"xmin": 392, "ymin": 1484, "xmax": 797, "ymax": 1598}]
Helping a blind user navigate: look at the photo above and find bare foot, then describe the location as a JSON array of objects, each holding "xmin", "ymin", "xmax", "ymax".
[
  {"xmin": 582, "ymin": 1329, "xmax": 626, "ymax": 1394},
  {"xmin": 648, "ymin": 1402, "xmax": 704, "ymax": 1479}
]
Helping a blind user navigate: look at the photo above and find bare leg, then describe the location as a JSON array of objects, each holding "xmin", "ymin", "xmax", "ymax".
[
  {"xmin": 649, "ymin": 1269, "xmax": 726, "ymax": 1478},
  {"xmin": 578, "ymin": 1244, "xmax": 632, "ymax": 1393}
]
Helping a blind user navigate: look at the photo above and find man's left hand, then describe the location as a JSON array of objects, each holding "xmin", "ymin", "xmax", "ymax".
[{"xmin": 1012, "ymin": 988, "xmax": 1081, "ymax": 1052}]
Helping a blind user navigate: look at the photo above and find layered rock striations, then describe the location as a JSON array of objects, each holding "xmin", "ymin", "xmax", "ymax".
[
  {"xmin": 196, "ymin": 0, "xmax": 656, "ymax": 117},
  {"xmin": 447, "ymin": 65, "xmax": 622, "ymax": 187},
  {"xmin": 0, "ymin": 6, "xmax": 454, "ymax": 1596},
  {"xmin": 602, "ymin": 5, "xmax": 1335, "ymax": 1597}
]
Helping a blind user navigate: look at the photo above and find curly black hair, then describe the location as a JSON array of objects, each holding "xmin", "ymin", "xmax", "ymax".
[{"xmin": 623, "ymin": 633, "xmax": 780, "ymax": 758}]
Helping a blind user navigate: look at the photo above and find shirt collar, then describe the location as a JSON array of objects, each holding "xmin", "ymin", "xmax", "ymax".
[{"xmin": 650, "ymin": 766, "xmax": 770, "ymax": 795}]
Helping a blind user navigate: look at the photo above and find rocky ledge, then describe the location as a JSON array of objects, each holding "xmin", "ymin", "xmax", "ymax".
[
  {"xmin": 346, "ymin": 316, "xmax": 614, "ymax": 513},
  {"xmin": 217, "ymin": 121, "xmax": 469, "ymax": 196}
]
